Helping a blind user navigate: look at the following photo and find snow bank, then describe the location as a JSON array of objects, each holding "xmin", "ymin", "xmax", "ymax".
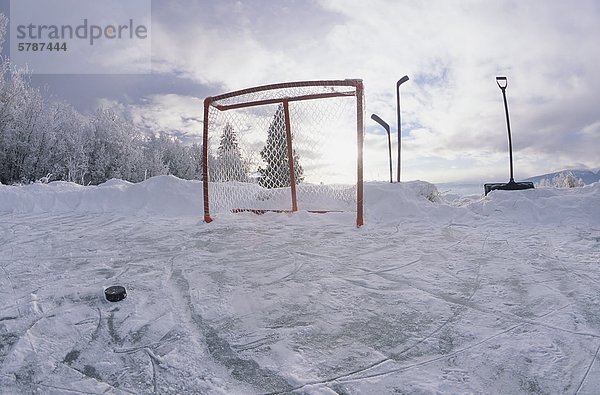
[
  {"xmin": 0, "ymin": 175, "xmax": 203, "ymax": 216},
  {"xmin": 364, "ymin": 181, "xmax": 479, "ymax": 225},
  {"xmin": 471, "ymin": 182, "xmax": 600, "ymax": 226},
  {"xmin": 1, "ymin": 177, "xmax": 599, "ymax": 393},
  {"xmin": 0, "ymin": 176, "xmax": 598, "ymax": 226},
  {"xmin": 364, "ymin": 181, "xmax": 599, "ymax": 226}
]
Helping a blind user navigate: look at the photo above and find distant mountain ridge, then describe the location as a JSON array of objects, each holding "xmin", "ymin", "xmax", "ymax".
[{"xmin": 525, "ymin": 169, "xmax": 600, "ymax": 185}]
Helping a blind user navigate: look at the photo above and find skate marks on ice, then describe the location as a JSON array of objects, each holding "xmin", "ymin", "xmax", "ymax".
[
  {"xmin": 167, "ymin": 264, "xmax": 294, "ymax": 393},
  {"xmin": 1, "ymin": 212, "xmax": 600, "ymax": 393},
  {"xmin": 251, "ymin": 220, "xmax": 600, "ymax": 394},
  {"xmin": 0, "ymin": 214, "xmax": 255, "ymax": 393}
]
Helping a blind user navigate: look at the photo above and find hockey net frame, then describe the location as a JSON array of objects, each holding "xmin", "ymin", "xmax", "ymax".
[{"xmin": 202, "ymin": 79, "xmax": 365, "ymax": 226}]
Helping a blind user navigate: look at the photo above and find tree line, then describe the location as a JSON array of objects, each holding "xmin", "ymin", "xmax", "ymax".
[
  {"xmin": 0, "ymin": 15, "xmax": 204, "ymax": 185},
  {"xmin": 1, "ymin": 13, "xmax": 302, "ymax": 188},
  {"xmin": 0, "ymin": 78, "xmax": 204, "ymax": 185}
]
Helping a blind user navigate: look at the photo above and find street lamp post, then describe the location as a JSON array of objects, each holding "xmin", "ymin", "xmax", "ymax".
[
  {"xmin": 396, "ymin": 75, "xmax": 409, "ymax": 182},
  {"xmin": 370, "ymin": 113, "xmax": 393, "ymax": 183}
]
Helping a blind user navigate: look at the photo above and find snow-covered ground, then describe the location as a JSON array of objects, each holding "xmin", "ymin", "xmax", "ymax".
[{"xmin": 1, "ymin": 176, "xmax": 599, "ymax": 394}]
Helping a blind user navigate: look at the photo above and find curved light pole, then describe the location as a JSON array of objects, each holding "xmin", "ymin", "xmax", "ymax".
[
  {"xmin": 396, "ymin": 75, "xmax": 409, "ymax": 182},
  {"xmin": 370, "ymin": 113, "xmax": 393, "ymax": 183}
]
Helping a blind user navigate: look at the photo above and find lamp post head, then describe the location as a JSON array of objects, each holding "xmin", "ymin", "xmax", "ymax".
[
  {"xmin": 496, "ymin": 76, "xmax": 508, "ymax": 89},
  {"xmin": 397, "ymin": 75, "xmax": 409, "ymax": 88}
]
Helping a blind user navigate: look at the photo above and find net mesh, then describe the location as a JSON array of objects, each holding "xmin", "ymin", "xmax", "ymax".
[{"xmin": 204, "ymin": 81, "xmax": 362, "ymax": 215}]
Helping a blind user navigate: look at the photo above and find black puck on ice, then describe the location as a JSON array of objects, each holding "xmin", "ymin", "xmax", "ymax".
[{"xmin": 104, "ymin": 286, "xmax": 127, "ymax": 302}]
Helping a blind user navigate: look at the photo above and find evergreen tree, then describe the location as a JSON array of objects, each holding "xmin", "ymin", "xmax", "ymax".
[
  {"xmin": 216, "ymin": 122, "xmax": 247, "ymax": 182},
  {"xmin": 258, "ymin": 104, "xmax": 303, "ymax": 188}
]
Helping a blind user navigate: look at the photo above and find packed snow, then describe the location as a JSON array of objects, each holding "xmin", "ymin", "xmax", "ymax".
[{"xmin": 0, "ymin": 176, "xmax": 599, "ymax": 394}]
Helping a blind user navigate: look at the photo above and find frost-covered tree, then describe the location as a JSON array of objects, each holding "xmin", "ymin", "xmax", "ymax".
[
  {"xmin": 0, "ymin": 14, "xmax": 205, "ymax": 185},
  {"xmin": 138, "ymin": 132, "xmax": 207, "ymax": 181},
  {"xmin": 0, "ymin": 13, "xmax": 7, "ymax": 53},
  {"xmin": 0, "ymin": 65, "xmax": 23, "ymax": 184},
  {"xmin": 215, "ymin": 122, "xmax": 248, "ymax": 182},
  {"xmin": 0, "ymin": 14, "xmax": 57, "ymax": 184},
  {"xmin": 536, "ymin": 171, "xmax": 585, "ymax": 188},
  {"xmin": 144, "ymin": 147, "xmax": 170, "ymax": 179},
  {"xmin": 188, "ymin": 142, "xmax": 204, "ymax": 180},
  {"xmin": 164, "ymin": 134, "xmax": 197, "ymax": 180},
  {"xmin": 258, "ymin": 104, "xmax": 303, "ymax": 188},
  {"xmin": 48, "ymin": 103, "xmax": 93, "ymax": 184},
  {"xmin": 142, "ymin": 133, "xmax": 185, "ymax": 179},
  {"xmin": 88, "ymin": 108, "xmax": 140, "ymax": 183},
  {"xmin": 0, "ymin": 64, "xmax": 200, "ymax": 184},
  {"xmin": 0, "ymin": 64, "xmax": 49, "ymax": 183}
]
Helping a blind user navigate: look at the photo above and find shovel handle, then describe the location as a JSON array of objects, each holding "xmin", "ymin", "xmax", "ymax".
[{"xmin": 496, "ymin": 76, "xmax": 507, "ymax": 89}]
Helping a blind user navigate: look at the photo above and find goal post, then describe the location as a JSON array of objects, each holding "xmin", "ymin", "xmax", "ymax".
[{"xmin": 202, "ymin": 79, "xmax": 365, "ymax": 226}]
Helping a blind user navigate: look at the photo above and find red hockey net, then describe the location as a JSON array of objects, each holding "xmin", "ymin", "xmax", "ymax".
[{"xmin": 202, "ymin": 80, "xmax": 364, "ymax": 226}]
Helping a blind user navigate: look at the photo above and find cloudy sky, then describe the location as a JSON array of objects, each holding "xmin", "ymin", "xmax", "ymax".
[{"xmin": 1, "ymin": 0, "xmax": 599, "ymax": 183}]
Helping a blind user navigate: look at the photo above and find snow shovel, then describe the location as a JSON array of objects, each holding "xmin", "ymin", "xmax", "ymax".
[{"xmin": 484, "ymin": 76, "xmax": 534, "ymax": 196}]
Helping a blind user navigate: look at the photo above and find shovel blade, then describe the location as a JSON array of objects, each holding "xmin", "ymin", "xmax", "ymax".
[{"xmin": 484, "ymin": 181, "xmax": 535, "ymax": 196}]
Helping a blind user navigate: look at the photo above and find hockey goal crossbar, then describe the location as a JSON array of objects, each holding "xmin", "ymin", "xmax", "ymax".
[
  {"xmin": 202, "ymin": 79, "xmax": 365, "ymax": 226},
  {"xmin": 208, "ymin": 79, "xmax": 361, "ymax": 101},
  {"xmin": 214, "ymin": 92, "xmax": 356, "ymax": 111}
]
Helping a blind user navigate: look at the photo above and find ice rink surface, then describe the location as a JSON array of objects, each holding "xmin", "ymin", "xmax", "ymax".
[{"xmin": 0, "ymin": 177, "xmax": 599, "ymax": 394}]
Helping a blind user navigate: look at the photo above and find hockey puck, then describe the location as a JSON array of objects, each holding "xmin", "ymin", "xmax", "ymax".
[{"xmin": 104, "ymin": 286, "xmax": 127, "ymax": 302}]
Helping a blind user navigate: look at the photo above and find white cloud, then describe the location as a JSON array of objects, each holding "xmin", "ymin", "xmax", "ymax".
[
  {"xmin": 99, "ymin": 94, "xmax": 204, "ymax": 143},
  {"xmin": 141, "ymin": 0, "xmax": 600, "ymax": 182}
]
